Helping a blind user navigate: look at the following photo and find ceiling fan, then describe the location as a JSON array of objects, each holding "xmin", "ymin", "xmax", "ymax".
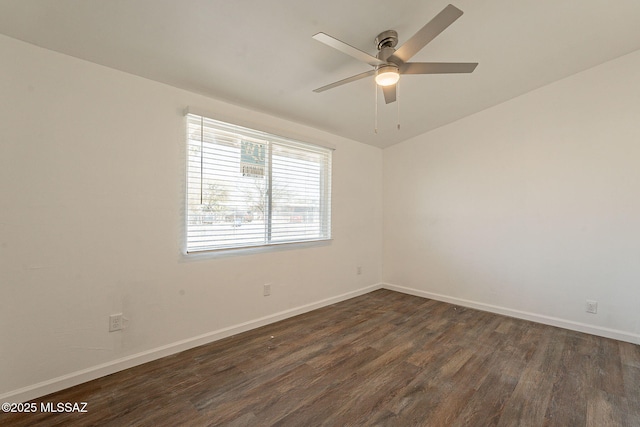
[{"xmin": 312, "ymin": 4, "xmax": 478, "ymax": 104}]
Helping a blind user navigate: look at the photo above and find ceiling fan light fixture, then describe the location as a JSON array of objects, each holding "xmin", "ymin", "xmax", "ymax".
[{"xmin": 375, "ymin": 64, "xmax": 400, "ymax": 86}]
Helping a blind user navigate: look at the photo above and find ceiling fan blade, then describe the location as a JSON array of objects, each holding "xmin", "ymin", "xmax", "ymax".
[
  {"xmin": 389, "ymin": 4, "xmax": 464, "ymax": 64},
  {"xmin": 382, "ymin": 84, "xmax": 397, "ymax": 104},
  {"xmin": 313, "ymin": 32, "xmax": 384, "ymax": 67},
  {"xmin": 313, "ymin": 69, "xmax": 376, "ymax": 93},
  {"xmin": 400, "ymin": 62, "xmax": 478, "ymax": 74}
]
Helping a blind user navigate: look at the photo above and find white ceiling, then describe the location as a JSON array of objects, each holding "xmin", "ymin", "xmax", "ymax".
[{"xmin": 1, "ymin": 1, "xmax": 640, "ymax": 148}]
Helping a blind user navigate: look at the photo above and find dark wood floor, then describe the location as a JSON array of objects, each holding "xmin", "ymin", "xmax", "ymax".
[{"xmin": 2, "ymin": 289, "xmax": 639, "ymax": 426}]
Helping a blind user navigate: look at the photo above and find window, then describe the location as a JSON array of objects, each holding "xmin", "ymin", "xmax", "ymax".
[{"xmin": 185, "ymin": 113, "xmax": 332, "ymax": 253}]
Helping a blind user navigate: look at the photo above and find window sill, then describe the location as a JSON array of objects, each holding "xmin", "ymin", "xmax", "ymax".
[{"xmin": 182, "ymin": 238, "xmax": 333, "ymax": 260}]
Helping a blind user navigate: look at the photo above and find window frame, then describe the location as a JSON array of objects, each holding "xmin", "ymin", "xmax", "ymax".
[{"xmin": 184, "ymin": 112, "xmax": 333, "ymax": 255}]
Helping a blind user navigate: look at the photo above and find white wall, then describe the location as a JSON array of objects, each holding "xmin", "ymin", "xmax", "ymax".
[
  {"xmin": 384, "ymin": 49, "xmax": 640, "ymax": 343},
  {"xmin": 0, "ymin": 34, "xmax": 383, "ymax": 400}
]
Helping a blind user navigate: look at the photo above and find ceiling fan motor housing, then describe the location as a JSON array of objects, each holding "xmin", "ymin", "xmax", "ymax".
[
  {"xmin": 375, "ymin": 30, "xmax": 398, "ymax": 50},
  {"xmin": 376, "ymin": 30, "xmax": 398, "ymax": 62}
]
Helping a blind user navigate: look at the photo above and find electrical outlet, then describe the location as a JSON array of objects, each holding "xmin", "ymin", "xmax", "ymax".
[
  {"xmin": 357, "ymin": 266, "xmax": 362, "ymax": 275},
  {"xmin": 263, "ymin": 283, "xmax": 271, "ymax": 296},
  {"xmin": 586, "ymin": 300, "xmax": 598, "ymax": 314},
  {"xmin": 109, "ymin": 313, "xmax": 123, "ymax": 332}
]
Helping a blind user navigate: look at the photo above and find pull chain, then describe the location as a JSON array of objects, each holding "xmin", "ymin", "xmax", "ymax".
[
  {"xmin": 396, "ymin": 80, "xmax": 401, "ymax": 131},
  {"xmin": 374, "ymin": 81, "xmax": 378, "ymax": 134},
  {"xmin": 374, "ymin": 80, "xmax": 401, "ymax": 133}
]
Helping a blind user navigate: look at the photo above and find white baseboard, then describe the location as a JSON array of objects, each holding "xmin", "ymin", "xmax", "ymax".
[
  {"xmin": 382, "ymin": 283, "xmax": 640, "ymax": 346},
  {"xmin": 1, "ymin": 283, "xmax": 383, "ymax": 403}
]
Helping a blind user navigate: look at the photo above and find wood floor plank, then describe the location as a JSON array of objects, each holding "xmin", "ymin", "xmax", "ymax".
[
  {"xmin": 543, "ymin": 332, "xmax": 589, "ymax": 426},
  {"xmin": 325, "ymin": 361, "xmax": 420, "ymax": 426},
  {"xmin": 2, "ymin": 289, "xmax": 638, "ymax": 426},
  {"xmin": 586, "ymin": 388, "xmax": 630, "ymax": 427},
  {"xmin": 451, "ymin": 353, "xmax": 520, "ymax": 427},
  {"xmin": 497, "ymin": 328, "xmax": 566, "ymax": 426},
  {"xmin": 619, "ymin": 341, "xmax": 640, "ymax": 368},
  {"xmin": 621, "ymin": 364, "xmax": 640, "ymax": 426},
  {"xmin": 590, "ymin": 337, "xmax": 626, "ymax": 396}
]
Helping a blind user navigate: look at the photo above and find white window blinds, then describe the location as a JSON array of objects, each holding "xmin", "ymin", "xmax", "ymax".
[{"xmin": 186, "ymin": 113, "xmax": 332, "ymax": 253}]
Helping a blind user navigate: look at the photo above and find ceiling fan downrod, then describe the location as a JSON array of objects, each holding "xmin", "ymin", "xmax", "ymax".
[{"xmin": 373, "ymin": 30, "xmax": 401, "ymax": 133}]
